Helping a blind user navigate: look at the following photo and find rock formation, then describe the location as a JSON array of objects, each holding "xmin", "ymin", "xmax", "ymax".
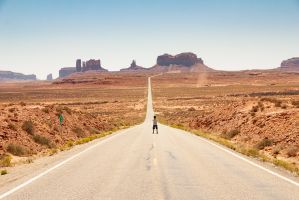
[
  {"xmin": 280, "ymin": 57, "xmax": 299, "ymax": 71},
  {"xmin": 82, "ymin": 59, "xmax": 107, "ymax": 72},
  {"xmin": 58, "ymin": 58, "xmax": 108, "ymax": 78},
  {"xmin": 46, "ymin": 73, "xmax": 53, "ymax": 81},
  {"xmin": 150, "ymin": 52, "xmax": 212, "ymax": 72},
  {"xmin": 157, "ymin": 52, "xmax": 204, "ymax": 67},
  {"xmin": 76, "ymin": 59, "xmax": 82, "ymax": 72},
  {"xmin": 0, "ymin": 71, "xmax": 36, "ymax": 81},
  {"xmin": 120, "ymin": 60, "xmax": 147, "ymax": 71},
  {"xmin": 59, "ymin": 67, "xmax": 77, "ymax": 78}
]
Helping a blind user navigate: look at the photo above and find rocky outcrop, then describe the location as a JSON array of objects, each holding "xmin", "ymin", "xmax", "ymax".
[
  {"xmin": 120, "ymin": 60, "xmax": 147, "ymax": 71},
  {"xmin": 76, "ymin": 59, "xmax": 82, "ymax": 72},
  {"xmin": 59, "ymin": 58, "xmax": 108, "ymax": 78},
  {"xmin": 157, "ymin": 52, "xmax": 204, "ymax": 67},
  {"xmin": 82, "ymin": 59, "xmax": 107, "ymax": 72},
  {"xmin": 46, "ymin": 74, "xmax": 53, "ymax": 81},
  {"xmin": 59, "ymin": 67, "xmax": 77, "ymax": 78},
  {"xmin": 0, "ymin": 71, "xmax": 36, "ymax": 81},
  {"xmin": 280, "ymin": 57, "xmax": 299, "ymax": 71},
  {"xmin": 150, "ymin": 52, "xmax": 212, "ymax": 72}
]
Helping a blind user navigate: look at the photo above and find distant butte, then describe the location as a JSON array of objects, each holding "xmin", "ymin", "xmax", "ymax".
[
  {"xmin": 150, "ymin": 52, "xmax": 213, "ymax": 72},
  {"xmin": 59, "ymin": 58, "xmax": 108, "ymax": 78},
  {"xmin": 120, "ymin": 60, "xmax": 147, "ymax": 71},
  {"xmin": 278, "ymin": 57, "xmax": 299, "ymax": 72}
]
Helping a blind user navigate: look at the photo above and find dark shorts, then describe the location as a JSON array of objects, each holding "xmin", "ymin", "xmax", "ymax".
[{"xmin": 153, "ymin": 125, "xmax": 158, "ymax": 129}]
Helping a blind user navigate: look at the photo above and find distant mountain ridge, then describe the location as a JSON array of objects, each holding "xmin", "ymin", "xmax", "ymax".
[{"xmin": 0, "ymin": 70, "xmax": 36, "ymax": 81}]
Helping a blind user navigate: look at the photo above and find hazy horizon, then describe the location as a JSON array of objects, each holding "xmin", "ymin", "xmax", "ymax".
[{"xmin": 0, "ymin": 0, "xmax": 299, "ymax": 79}]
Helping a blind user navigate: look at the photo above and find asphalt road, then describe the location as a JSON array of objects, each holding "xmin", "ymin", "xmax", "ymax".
[{"xmin": 1, "ymin": 77, "xmax": 299, "ymax": 200}]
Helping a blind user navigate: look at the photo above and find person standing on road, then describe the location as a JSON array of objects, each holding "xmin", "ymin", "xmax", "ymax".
[{"xmin": 153, "ymin": 116, "xmax": 158, "ymax": 134}]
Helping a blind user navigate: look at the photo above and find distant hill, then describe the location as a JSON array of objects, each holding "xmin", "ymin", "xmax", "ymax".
[
  {"xmin": 0, "ymin": 70, "xmax": 36, "ymax": 81},
  {"xmin": 149, "ymin": 52, "xmax": 213, "ymax": 72}
]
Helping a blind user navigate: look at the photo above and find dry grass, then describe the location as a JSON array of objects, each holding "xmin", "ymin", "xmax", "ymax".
[
  {"xmin": 255, "ymin": 138, "xmax": 274, "ymax": 150},
  {"xmin": 33, "ymin": 134, "xmax": 52, "ymax": 147},
  {"xmin": 6, "ymin": 143, "xmax": 29, "ymax": 156},
  {"xmin": 22, "ymin": 120, "xmax": 35, "ymax": 135},
  {"xmin": 0, "ymin": 154, "xmax": 12, "ymax": 167}
]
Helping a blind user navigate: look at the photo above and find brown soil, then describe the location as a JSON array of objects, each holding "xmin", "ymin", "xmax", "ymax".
[
  {"xmin": 152, "ymin": 71, "xmax": 299, "ymax": 166},
  {"xmin": 0, "ymin": 72, "xmax": 147, "ymax": 164}
]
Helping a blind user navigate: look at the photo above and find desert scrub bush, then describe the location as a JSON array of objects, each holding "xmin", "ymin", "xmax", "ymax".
[
  {"xmin": 6, "ymin": 143, "xmax": 29, "ymax": 156},
  {"xmin": 257, "ymin": 101, "xmax": 264, "ymax": 111},
  {"xmin": 7, "ymin": 123, "xmax": 17, "ymax": 131},
  {"xmin": 63, "ymin": 106, "xmax": 72, "ymax": 115},
  {"xmin": 20, "ymin": 101, "xmax": 26, "ymax": 106},
  {"xmin": 22, "ymin": 120, "xmax": 34, "ymax": 135},
  {"xmin": 42, "ymin": 107, "xmax": 50, "ymax": 114},
  {"xmin": 0, "ymin": 154, "xmax": 12, "ymax": 167},
  {"xmin": 1, "ymin": 169, "xmax": 8, "ymax": 175},
  {"xmin": 88, "ymin": 127, "xmax": 101, "ymax": 135},
  {"xmin": 49, "ymin": 148, "xmax": 58, "ymax": 156},
  {"xmin": 286, "ymin": 146, "xmax": 299, "ymax": 157},
  {"xmin": 8, "ymin": 107, "xmax": 16, "ymax": 113},
  {"xmin": 221, "ymin": 129, "xmax": 240, "ymax": 139},
  {"xmin": 255, "ymin": 138, "xmax": 274, "ymax": 150},
  {"xmin": 33, "ymin": 134, "xmax": 51, "ymax": 147},
  {"xmin": 251, "ymin": 105, "xmax": 259, "ymax": 113},
  {"xmin": 291, "ymin": 100, "xmax": 299, "ymax": 108},
  {"xmin": 72, "ymin": 127, "xmax": 85, "ymax": 138}
]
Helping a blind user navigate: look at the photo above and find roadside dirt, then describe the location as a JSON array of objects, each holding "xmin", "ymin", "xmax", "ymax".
[{"xmin": 152, "ymin": 71, "xmax": 299, "ymax": 167}]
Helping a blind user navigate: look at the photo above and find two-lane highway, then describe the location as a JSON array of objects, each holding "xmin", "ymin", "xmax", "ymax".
[{"xmin": 0, "ymin": 77, "xmax": 298, "ymax": 200}]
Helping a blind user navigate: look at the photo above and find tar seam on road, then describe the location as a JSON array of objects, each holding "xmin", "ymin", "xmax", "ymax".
[{"xmin": 0, "ymin": 128, "xmax": 134, "ymax": 200}]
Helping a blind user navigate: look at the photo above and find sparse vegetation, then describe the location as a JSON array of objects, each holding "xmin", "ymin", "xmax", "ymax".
[
  {"xmin": 0, "ymin": 154, "xmax": 12, "ymax": 167},
  {"xmin": 7, "ymin": 123, "xmax": 17, "ymax": 131},
  {"xmin": 291, "ymin": 100, "xmax": 299, "ymax": 108},
  {"xmin": 33, "ymin": 134, "xmax": 51, "ymax": 147},
  {"xmin": 6, "ymin": 143, "xmax": 29, "ymax": 156},
  {"xmin": 42, "ymin": 107, "xmax": 50, "ymax": 113},
  {"xmin": 22, "ymin": 120, "xmax": 34, "ymax": 135},
  {"xmin": 1, "ymin": 169, "xmax": 8, "ymax": 175},
  {"xmin": 20, "ymin": 101, "xmax": 26, "ymax": 106},
  {"xmin": 221, "ymin": 129, "xmax": 240, "ymax": 139},
  {"xmin": 286, "ymin": 146, "xmax": 299, "ymax": 157},
  {"xmin": 72, "ymin": 127, "xmax": 85, "ymax": 138},
  {"xmin": 255, "ymin": 138, "xmax": 274, "ymax": 150}
]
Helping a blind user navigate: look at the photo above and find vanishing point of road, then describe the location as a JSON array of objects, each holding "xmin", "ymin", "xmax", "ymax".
[{"xmin": 0, "ymin": 77, "xmax": 299, "ymax": 200}]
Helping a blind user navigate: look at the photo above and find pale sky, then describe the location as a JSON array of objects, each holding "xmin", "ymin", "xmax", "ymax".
[{"xmin": 0, "ymin": 0, "xmax": 299, "ymax": 79}]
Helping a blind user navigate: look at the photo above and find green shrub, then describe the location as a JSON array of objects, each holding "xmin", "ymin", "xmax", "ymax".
[
  {"xmin": 256, "ymin": 138, "xmax": 274, "ymax": 150},
  {"xmin": 6, "ymin": 143, "xmax": 29, "ymax": 156},
  {"xmin": 33, "ymin": 134, "xmax": 51, "ymax": 146},
  {"xmin": 22, "ymin": 120, "xmax": 34, "ymax": 135},
  {"xmin": 0, "ymin": 154, "xmax": 12, "ymax": 167},
  {"xmin": 1, "ymin": 170, "xmax": 8, "ymax": 175}
]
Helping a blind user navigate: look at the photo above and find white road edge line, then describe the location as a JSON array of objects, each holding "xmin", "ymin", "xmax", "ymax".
[
  {"xmin": 0, "ymin": 127, "xmax": 134, "ymax": 200},
  {"xmin": 179, "ymin": 127, "xmax": 299, "ymax": 187}
]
